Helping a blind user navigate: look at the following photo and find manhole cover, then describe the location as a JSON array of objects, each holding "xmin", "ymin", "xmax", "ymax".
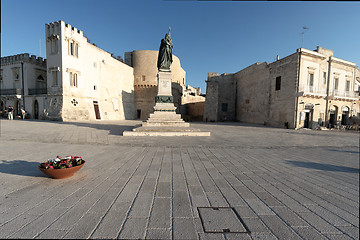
[{"xmin": 197, "ymin": 207, "xmax": 247, "ymax": 233}]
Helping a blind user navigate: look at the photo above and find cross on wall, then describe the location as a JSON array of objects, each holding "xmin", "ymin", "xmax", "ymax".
[{"xmin": 71, "ymin": 99, "xmax": 78, "ymax": 106}]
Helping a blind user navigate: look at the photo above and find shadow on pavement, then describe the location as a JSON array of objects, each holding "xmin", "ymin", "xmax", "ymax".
[
  {"xmin": 0, "ymin": 160, "xmax": 45, "ymax": 177},
  {"xmin": 327, "ymin": 149, "xmax": 359, "ymax": 154},
  {"xmin": 47, "ymin": 121, "xmax": 139, "ymax": 136},
  {"xmin": 285, "ymin": 160, "xmax": 359, "ymax": 173}
]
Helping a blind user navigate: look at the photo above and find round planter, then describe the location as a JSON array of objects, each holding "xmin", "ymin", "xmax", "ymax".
[{"xmin": 38, "ymin": 161, "xmax": 85, "ymax": 179}]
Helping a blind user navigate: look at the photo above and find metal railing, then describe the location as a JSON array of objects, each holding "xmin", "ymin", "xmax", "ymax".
[
  {"xmin": 299, "ymin": 84, "xmax": 327, "ymax": 95},
  {"xmin": 28, "ymin": 88, "xmax": 47, "ymax": 95},
  {"xmin": 331, "ymin": 90, "xmax": 359, "ymax": 98},
  {"xmin": 0, "ymin": 88, "xmax": 21, "ymax": 95}
]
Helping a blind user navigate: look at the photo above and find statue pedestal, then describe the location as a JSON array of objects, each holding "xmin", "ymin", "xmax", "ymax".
[{"xmin": 124, "ymin": 71, "xmax": 210, "ymax": 136}]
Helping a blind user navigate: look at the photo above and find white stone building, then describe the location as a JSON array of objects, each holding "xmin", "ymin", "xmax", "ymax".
[
  {"xmin": 45, "ymin": 20, "xmax": 135, "ymax": 121},
  {"xmin": 1, "ymin": 21, "xmax": 135, "ymax": 121},
  {"xmin": 1, "ymin": 54, "xmax": 47, "ymax": 119},
  {"xmin": 1, "ymin": 20, "xmax": 205, "ymax": 122}
]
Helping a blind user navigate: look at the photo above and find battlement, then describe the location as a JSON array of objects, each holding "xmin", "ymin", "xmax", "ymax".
[
  {"xmin": 46, "ymin": 20, "xmax": 84, "ymax": 38},
  {"xmin": 1, "ymin": 53, "xmax": 46, "ymax": 66}
]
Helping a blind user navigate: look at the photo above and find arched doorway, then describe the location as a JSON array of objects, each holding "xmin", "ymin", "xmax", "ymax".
[
  {"xmin": 34, "ymin": 100, "xmax": 39, "ymax": 119},
  {"xmin": 15, "ymin": 100, "xmax": 21, "ymax": 118},
  {"xmin": 341, "ymin": 106, "xmax": 350, "ymax": 126},
  {"xmin": 329, "ymin": 105, "xmax": 338, "ymax": 128},
  {"xmin": 304, "ymin": 103, "xmax": 314, "ymax": 128},
  {"xmin": 0, "ymin": 100, "xmax": 4, "ymax": 117}
]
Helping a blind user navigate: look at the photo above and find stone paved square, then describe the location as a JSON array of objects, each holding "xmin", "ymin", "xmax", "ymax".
[{"xmin": 0, "ymin": 119, "xmax": 358, "ymax": 239}]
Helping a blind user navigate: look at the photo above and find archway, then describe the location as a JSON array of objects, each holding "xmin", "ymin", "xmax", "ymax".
[
  {"xmin": 304, "ymin": 103, "xmax": 314, "ymax": 128},
  {"xmin": 0, "ymin": 100, "xmax": 4, "ymax": 117},
  {"xmin": 341, "ymin": 106, "xmax": 350, "ymax": 126},
  {"xmin": 15, "ymin": 100, "xmax": 21, "ymax": 117},
  {"xmin": 34, "ymin": 100, "xmax": 39, "ymax": 119},
  {"xmin": 329, "ymin": 105, "xmax": 338, "ymax": 128}
]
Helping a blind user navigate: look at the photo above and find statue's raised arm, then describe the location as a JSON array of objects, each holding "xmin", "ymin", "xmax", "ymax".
[{"xmin": 157, "ymin": 27, "xmax": 173, "ymax": 71}]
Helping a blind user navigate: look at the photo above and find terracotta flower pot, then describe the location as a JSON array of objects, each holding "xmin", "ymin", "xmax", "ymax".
[{"xmin": 38, "ymin": 161, "xmax": 85, "ymax": 179}]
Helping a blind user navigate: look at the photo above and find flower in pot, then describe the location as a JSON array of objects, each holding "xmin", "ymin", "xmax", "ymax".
[{"xmin": 39, "ymin": 156, "xmax": 85, "ymax": 179}]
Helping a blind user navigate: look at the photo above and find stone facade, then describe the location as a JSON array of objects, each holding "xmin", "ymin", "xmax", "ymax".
[
  {"xmin": 204, "ymin": 46, "xmax": 360, "ymax": 129},
  {"xmin": 1, "ymin": 54, "xmax": 47, "ymax": 119},
  {"xmin": 203, "ymin": 72, "xmax": 236, "ymax": 122},
  {"xmin": 45, "ymin": 21, "xmax": 135, "ymax": 121},
  {"xmin": 124, "ymin": 50, "xmax": 186, "ymax": 120}
]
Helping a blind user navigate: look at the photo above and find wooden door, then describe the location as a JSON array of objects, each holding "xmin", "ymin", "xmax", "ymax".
[{"xmin": 93, "ymin": 101, "xmax": 101, "ymax": 120}]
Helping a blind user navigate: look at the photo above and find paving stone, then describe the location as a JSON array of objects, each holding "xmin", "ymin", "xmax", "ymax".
[
  {"xmin": 9, "ymin": 207, "xmax": 68, "ymax": 239},
  {"xmin": 260, "ymin": 215, "xmax": 303, "ymax": 239},
  {"xmin": 206, "ymin": 192, "xmax": 229, "ymax": 207},
  {"xmin": 233, "ymin": 206, "xmax": 258, "ymax": 218},
  {"xmin": 173, "ymin": 217, "xmax": 197, "ymax": 240},
  {"xmin": 89, "ymin": 205, "xmax": 128, "ymax": 239},
  {"xmin": 271, "ymin": 206, "xmax": 309, "ymax": 227},
  {"xmin": 250, "ymin": 232, "xmax": 278, "ymax": 240},
  {"xmin": 221, "ymin": 190, "xmax": 247, "ymax": 207},
  {"xmin": 245, "ymin": 199, "xmax": 274, "ymax": 216},
  {"xmin": 198, "ymin": 232, "xmax": 226, "ymax": 240},
  {"xmin": 156, "ymin": 182, "xmax": 171, "ymax": 198},
  {"xmin": 173, "ymin": 191, "xmax": 192, "ymax": 218},
  {"xmin": 324, "ymin": 233, "xmax": 354, "ymax": 240},
  {"xmin": 145, "ymin": 228, "xmax": 171, "ymax": 240},
  {"xmin": 305, "ymin": 204, "xmax": 352, "ymax": 227},
  {"xmin": 255, "ymin": 191, "xmax": 284, "ymax": 207},
  {"xmin": 297, "ymin": 211, "xmax": 342, "ymax": 234},
  {"xmin": 241, "ymin": 217, "xmax": 270, "ymax": 233},
  {"xmin": 148, "ymin": 197, "xmax": 171, "ymax": 229},
  {"xmin": 35, "ymin": 229, "xmax": 69, "ymax": 239},
  {"xmin": 118, "ymin": 217, "xmax": 147, "ymax": 239},
  {"xmin": 0, "ymin": 213, "xmax": 39, "ymax": 238},
  {"xmin": 224, "ymin": 232, "xmax": 252, "ymax": 240},
  {"xmin": 128, "ymin": 192, "xmax": 153, "ymax": 218},
  {"xmin": 62, "ymin": 212, "xmax": 102, "ymax": 239},
  {"xmin": 337, "ymin": 226, "xmax": 360, "ymax": 239},
  {"xmin": 292, "ymin": 226, "xmax": 327, "ymax": 240}
]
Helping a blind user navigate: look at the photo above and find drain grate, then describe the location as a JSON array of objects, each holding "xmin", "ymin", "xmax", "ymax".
[{"xmin": 197, "ymin": 207, "xmax": 247, "ymax": 233}]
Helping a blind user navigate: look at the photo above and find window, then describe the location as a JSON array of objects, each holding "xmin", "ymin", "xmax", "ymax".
[
  {"xmin": 37, "ymin": 75, "xmax": 45, "ymax": 81},
  {"xmin": 70, "ymin": 42, "xmax": 74, "ymax": 55},
  {"xmin": 74, "ymin": 43, "xmax": 78, "ymax": 57},
  {"xmin": 51, "ymin": 39, "xmax": 58, "ymax": 54},
  {"xmin": 142, "ymin": 75, "xmax": 146, "ymax": 81},
  {"xmin": 323, "ymin": 72, "xmax": 327, "ymax": 85},
  {"xmin": 221, "ymin": 103, "xmax": 228, "ymax": 112},
  {"xmin": 345, "ymin": 80, "xmax": 350, "ymax": 92},
  {"xmin": 70, "ymin": 72, "xmax": 78, "ymax": 87},
  {"xmin": 308, "ymin": 73, "xmax": 314, "ymax": 86},
  {"xmin": 275, "ymin": 76, "xmax": 281, "ymax": 91},
  {"xmin": 52, "ymin": 71, "xmax": 58, "ymax": 86},
  {"xmin": 74, "ymin": 73, "xmax": 78, "ymax": 87},
  {"xmin": 68, "ymin": 40, "xmax": 79, "ymax": 57},
  {"xmin": 334, "ymin": 77, "xmax": 339, "ymax": 90}
]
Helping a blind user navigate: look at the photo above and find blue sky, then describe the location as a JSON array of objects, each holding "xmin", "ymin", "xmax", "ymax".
[{"xmin": 1, "ymin": 0, "xmax": 359, "ymax": 93}]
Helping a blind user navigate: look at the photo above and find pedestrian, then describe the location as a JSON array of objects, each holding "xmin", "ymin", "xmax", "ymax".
[
  {"xmin": 21, "ymin": 108, "xmax": 26, "ymax": 119},
  {"xmin": 8, "ymin": 106, "xmax": 13, "ymax": 120}
]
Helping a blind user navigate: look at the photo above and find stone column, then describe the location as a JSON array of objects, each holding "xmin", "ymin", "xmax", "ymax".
[{"xmin": 153, "ymin": 71, "xmax": 176, "ymax": 112}]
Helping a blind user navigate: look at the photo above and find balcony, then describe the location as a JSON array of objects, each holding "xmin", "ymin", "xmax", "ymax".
[
  {"xmin": 331, "ymin": 90, "xmax": 359, "ymax": 99},
  {"xmin": 298, "ymin": 84, "xmax": 327, "ymax": 97},
  {"xmin": 0, "ymin": 88, "xmax": 22, "ymax": 95},
  {"xmin": 28, "ymin": 88, "xmax": 47, "ymax": 95}
]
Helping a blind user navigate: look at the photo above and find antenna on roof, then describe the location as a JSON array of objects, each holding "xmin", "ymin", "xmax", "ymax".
[{"xmin": 300, "ymin": 26, "xmax": 309, "ymax": 48}]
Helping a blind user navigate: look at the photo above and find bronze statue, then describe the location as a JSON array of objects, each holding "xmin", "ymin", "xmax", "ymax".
[{"xmin": 157, "ymin": 27, "xmax": 173, "ymax": 71}]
